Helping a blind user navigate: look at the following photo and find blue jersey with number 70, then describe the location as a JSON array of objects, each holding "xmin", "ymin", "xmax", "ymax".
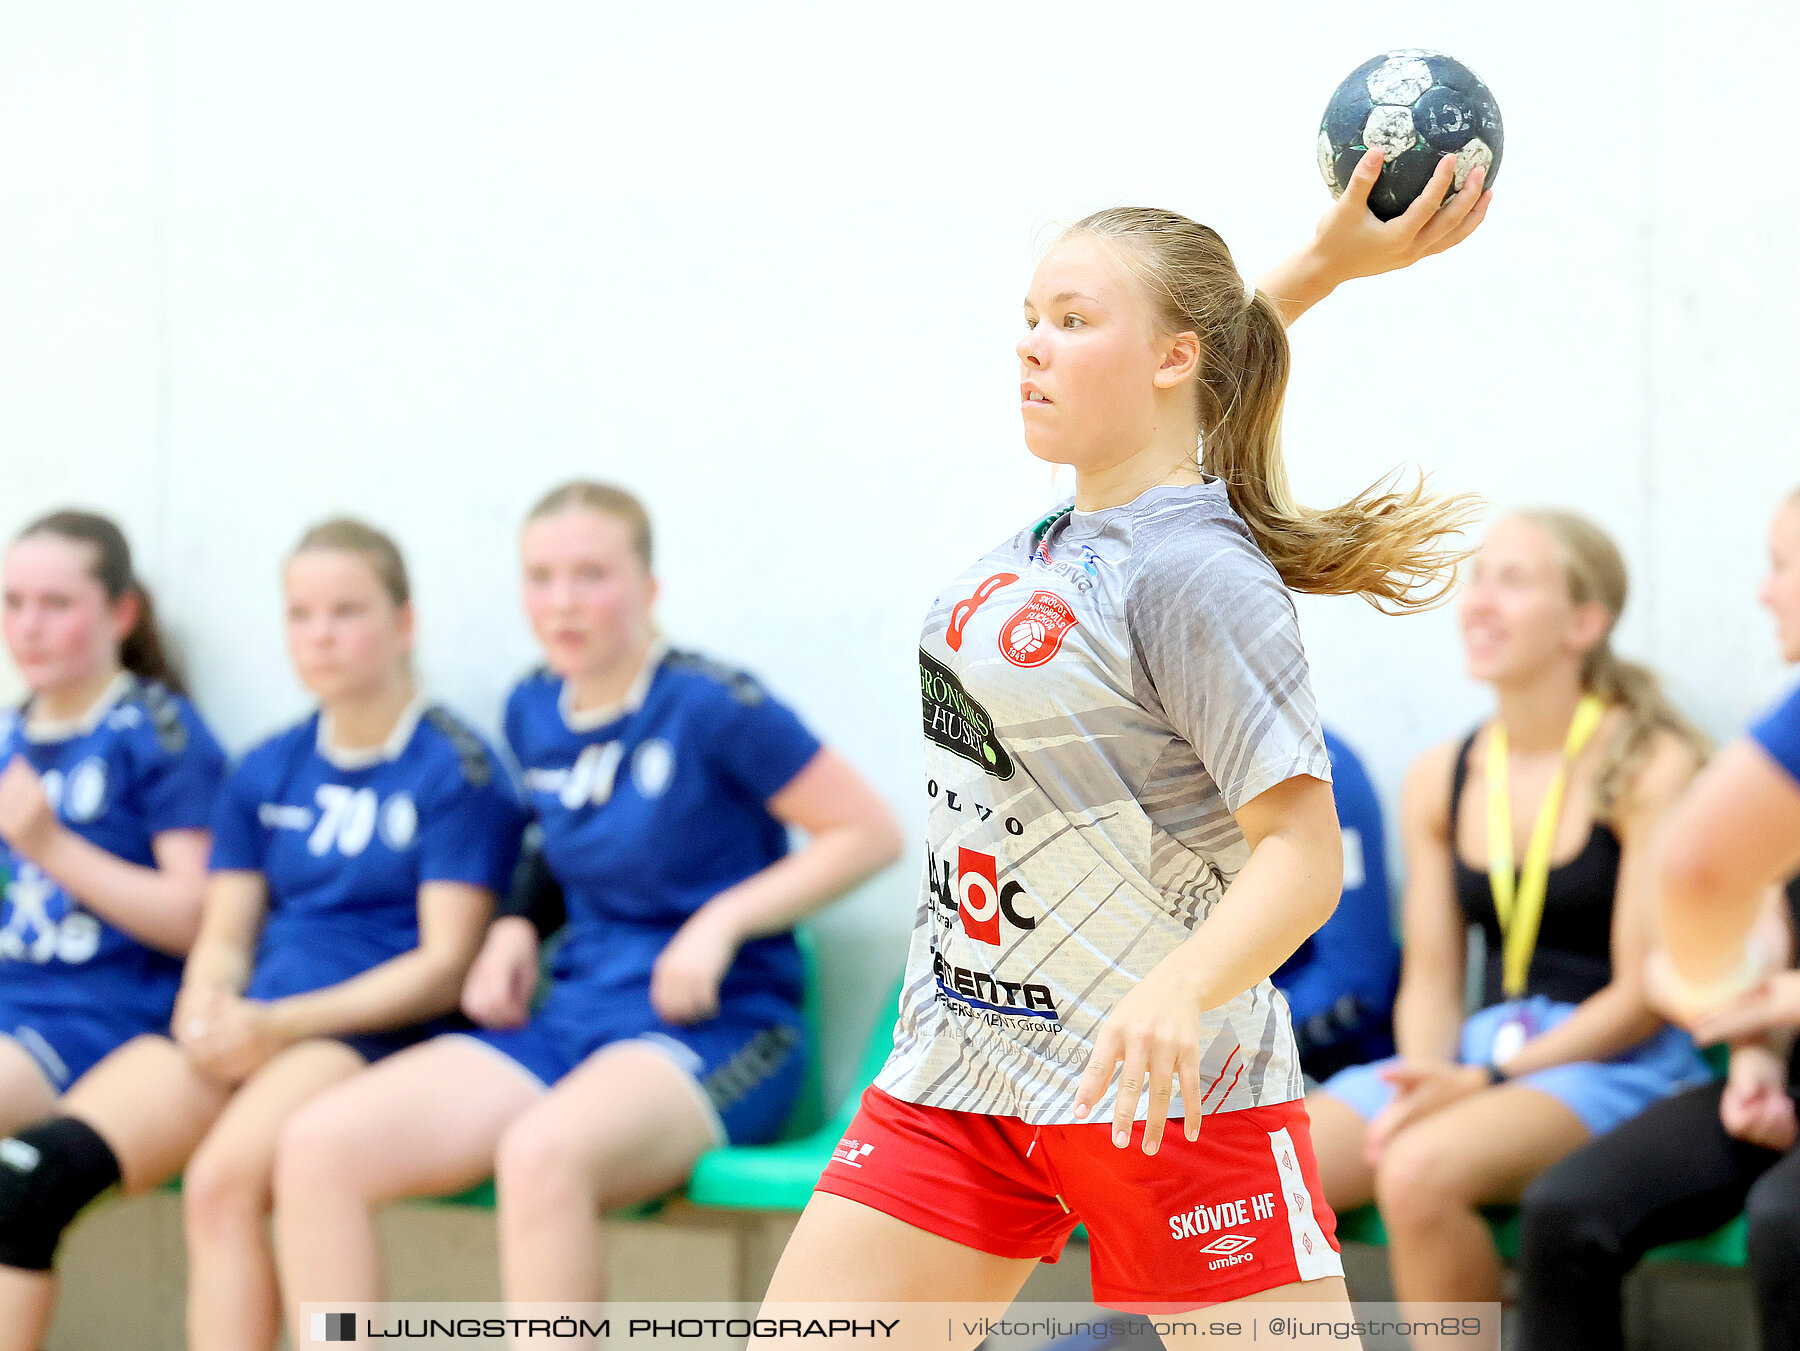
[{"xmin": 208, "ymin": 700, "xmax": 526, "ymax": 980}]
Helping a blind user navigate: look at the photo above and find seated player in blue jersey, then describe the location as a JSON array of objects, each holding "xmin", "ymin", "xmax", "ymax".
[
  {"xmin": 272, "ymin": 482, "xmax": 902, "ymax": 1327},
  {"xmin": 0, "ymin": 519, "xmax": 525, "ymax": 1351},
  {"xmin": 1306, "ymin": 510, "xmax": 1712, "ymax": 1308},
  {"xmin": 0, "ymin": 511, "xmax": 225, "ymax": 1129},
  {"xmin": 1274, "ymin": 727, "xmax": 1400, "ymax": 1081}
]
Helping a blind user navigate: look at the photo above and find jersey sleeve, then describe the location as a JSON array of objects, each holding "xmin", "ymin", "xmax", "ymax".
[
  {"xmin": 1750, "ymin": 682, "xmax": 1800, "ymax": 786},
  {"xmin": 208, "ymin": 758, "xmax": 270, "ymax": 873},
  {"xmin": 1127, "ymin": 514, "xmax": 1331, "ymax": 813},
  {"xmin": 700, "ymin": 678, "xmax": 823, "ymax": 804},
  {"xmin": 136, "ymin": 705, "xmax": 229, "ymax": 836},
  {"xmin": 417, "ymin": 752, "xmax": 528, "ymax": 895}
]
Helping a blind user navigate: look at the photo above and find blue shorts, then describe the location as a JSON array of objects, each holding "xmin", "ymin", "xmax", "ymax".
[
  {"xmin": 1320, "ymin": 995, "xmax": 1712, "ymax": 1138},
  {"xmin": 245, "ymin": 950, "xmax": 459, "ymax": 1065},
  {"xmin": 0, "ymin": 999, "xmax": 161, "ymax": 1093},
  {"xmin": 457, "ymin": 979, "xmax": 805, "ymax": 1147}
]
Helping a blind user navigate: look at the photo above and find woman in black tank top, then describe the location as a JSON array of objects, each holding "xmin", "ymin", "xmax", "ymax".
[
  {"xmin": 1305, "ymin": 509, "xmax": 1712, "ymax": 1311},
  {"xmin": 1446, "ymin": 726, "xmax": 1619, "ymax": 1007},
  {"xmin": 1515, "ymin": 489, "xmax": 1800, "ymax": 1351}
]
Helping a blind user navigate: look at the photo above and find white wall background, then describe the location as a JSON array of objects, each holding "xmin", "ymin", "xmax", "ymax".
[{"xmin": 2, "ymin": 0, "xmax": 1796, "ymax": 1098}]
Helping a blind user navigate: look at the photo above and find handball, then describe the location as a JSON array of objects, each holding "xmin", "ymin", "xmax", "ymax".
[{"xmin": 1318, "ymin": 50, "xmax": 1503, "ymax": 220}]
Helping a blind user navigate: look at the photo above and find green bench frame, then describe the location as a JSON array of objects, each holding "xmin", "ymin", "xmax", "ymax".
[{"xmin": 1334, "ymin": 1204, "xmax": 1746, "ymax": 1267}]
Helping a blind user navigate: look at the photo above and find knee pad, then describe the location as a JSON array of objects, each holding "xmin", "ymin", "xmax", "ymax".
[{"xmin": 0, "ymin": 1116, "xmax": 121, "ymax": 1270}]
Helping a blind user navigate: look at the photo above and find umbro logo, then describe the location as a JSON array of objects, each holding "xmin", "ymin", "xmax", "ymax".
[
  {"xmin": 1195, "ymin": 1234, "xmax": 1256, "ymax": 1257},
  {"xmin": 1199, "ymin": 1232, "xmax": 1260, "ymax": 1270}
]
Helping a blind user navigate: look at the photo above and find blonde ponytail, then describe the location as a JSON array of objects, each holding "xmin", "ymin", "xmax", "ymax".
[{"xmin": 1068, "ymin": 208, "xmax": 1481, "ymax": 613}]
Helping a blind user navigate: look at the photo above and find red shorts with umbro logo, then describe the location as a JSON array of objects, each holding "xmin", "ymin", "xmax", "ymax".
[{"xmin": 815, "ymin": 1086, "xmax": 1341, "ymax": 1311}]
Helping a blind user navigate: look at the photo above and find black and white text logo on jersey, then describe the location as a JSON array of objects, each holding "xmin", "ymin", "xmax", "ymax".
[
  {"xmin": 930, "ymin": 949, "xmax": 1060, "ymax": 1021},
  {"xmin": 919, "ymin": 651, "xmax": 1013, "ymax": 780}
]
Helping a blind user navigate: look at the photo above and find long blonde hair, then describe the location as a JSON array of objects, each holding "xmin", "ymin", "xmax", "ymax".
[
  {"xmin": 1065, "ymin": 207, "xmax": 1481, "ymax": 612},
  {"xmin": 1517, "ymin": 508, "xmax": 1709, "ymax": 820}
]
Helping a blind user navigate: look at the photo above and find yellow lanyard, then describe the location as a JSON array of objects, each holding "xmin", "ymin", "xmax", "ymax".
[{"xmin": 1485, "ymin": 694, "xmax": 1607, "ymax": 999}]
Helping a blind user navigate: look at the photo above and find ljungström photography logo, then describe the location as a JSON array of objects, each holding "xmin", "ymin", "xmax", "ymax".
[{"xmin": 313, "ymin": 1311, "xmax": 356, "ymax": 1342}]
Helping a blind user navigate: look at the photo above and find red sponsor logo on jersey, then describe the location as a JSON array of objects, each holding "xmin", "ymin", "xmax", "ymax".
[
  {"xmin": 929, "ymin": 845, "xmax": 1035, "ymax": 944},
  {"xmin": 998, "ymin": 591, "xmax": 1078, "ymax": 668},
  {"xmin": 956, "ymin": 846, "xmax": 1003, "ymax": 945},
  {"xmin": 945, "ymin": 573, "xmax": 1018, "ymax": 652}
]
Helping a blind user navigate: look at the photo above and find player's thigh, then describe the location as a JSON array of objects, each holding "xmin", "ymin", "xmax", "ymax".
[
  {"xmin": 189, "ymin": 1038, "xmax": 369, "ymax": 1193},
  {"xmin": 503, "ymin": 1042, "xmax": 720, "ymax": 1209},
  {"xmin": 1379, "ymin": 1083, "xmax": 1590, "ymax": 1207},
  {"xmin": 281, "ymin": 1035, "xmax": 543, "ymax": 1200},
  {"xmin": 1224, "ymin": 1274, "xmax": 1353, "ymax": 1303},
  {"xmin": 761, "ymin": 1191, "xmax": 1038, "ymax": 1305},
  {"xmin": 1303, "ymin": 1089, "xmax": 1375, "ymax": 1206},
  {"xmin": 0, "ymin": 1037, "xmax": 57, "ymax": 1136},
  {"xmin": 59, "ymin": 1035, "xmax": 230, "ymax": 1192}
]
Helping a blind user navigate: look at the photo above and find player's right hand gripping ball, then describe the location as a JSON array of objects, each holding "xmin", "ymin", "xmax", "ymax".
[{"xmin": 1319, "ymin": 50, "xmax": 1503, "ymax": 221}]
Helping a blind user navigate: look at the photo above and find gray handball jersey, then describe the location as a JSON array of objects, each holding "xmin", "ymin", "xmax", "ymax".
[{"xmin": 875, "ymin": 479, "xmax": 1332, "ymax": 1124}]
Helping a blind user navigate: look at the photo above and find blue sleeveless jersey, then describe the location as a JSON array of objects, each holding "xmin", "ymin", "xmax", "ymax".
[
  {"xmin": 0, "ymin": 676, "xmax": 227, "ymax": 1023},
  {"xmin": 505, "ymin": 647, "xmax": 822, "ymax": 1015},
  {"xmin": 210, "ymin": 701, "xmax": 526, "ymax": 986}
]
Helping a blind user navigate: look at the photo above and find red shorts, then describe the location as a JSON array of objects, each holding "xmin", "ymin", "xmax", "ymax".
[{"xmin": 815, "ymin": 1086, "xmax": 1342, "ymax": 1311}]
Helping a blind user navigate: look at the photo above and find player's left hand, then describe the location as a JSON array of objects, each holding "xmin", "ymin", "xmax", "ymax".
[
  {"xmin": 1364, "ymin": 1061, "xmax": 1489, "ymax": 1163},
  {"xmin": 1073, "ymin": 960, "xmax": 1206, "ymax": 1155},
  {"xmin": 180, "ymin": 995, "xmax": 290, "ymax": 1084},
  {"xmin": 0, "ymin": 756, "xmax": 61, "ymax": 861},
  {"xmin": 651, "ymin": 909, "xmax": 740, "ymax": 1025},
  {"xmin": 1693, "ymin": 972, "xmax": 1800, "ymax": 1045}
]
